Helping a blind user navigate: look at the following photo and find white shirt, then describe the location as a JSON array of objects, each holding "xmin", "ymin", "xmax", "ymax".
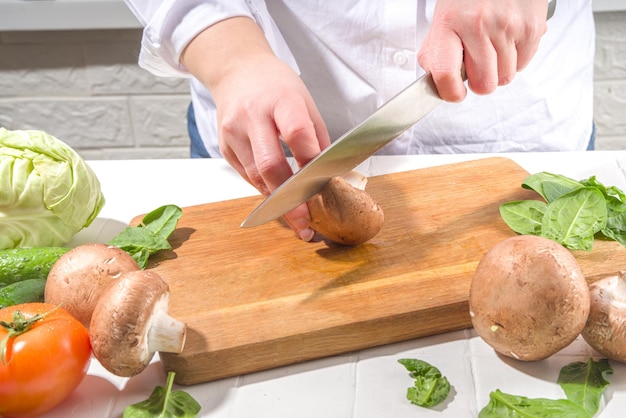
[{"xmin": 125, "ymin": 0, "xmax": 595, "ymax": 156}]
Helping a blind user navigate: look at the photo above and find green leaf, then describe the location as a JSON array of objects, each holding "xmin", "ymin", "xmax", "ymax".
[
  {"xmin": 478, "ymin": 359, "xmax": 613, "ymax": 418},
  {"xmin": 541, "ymin": 187, "xmax": 607, "ymax": 251},
  {"xmin": 580, "ymin": 176, "xmax": 626, "ymax": 206},
  {"xmin": 478, "ymin": 390, "xmax": 590, "ymax": 418},
  {"xmin": 398, "ymin": 358, "xmax": 451, "ymax": 407},
  {"xmin": 109, "ymin": 205, "xmax": 182, "ymax": 269},
  {"xmin": 601, "ymin": 212, "xmax": 626, "ymax": 247},
  {"xmin": 558, "ymin": 358, "xmax": 613, "ymax": 416},
  {"xmin": 141, "ymin": 205, "xmax": 183, "ymax": 238},
  {"xmin": 500, "ymin": 200, "xmax": 547, "ymax": 235},
  {"xmin": 501, "ymin": 172, "xmax": 626, "ymax": 251},
  {"xmin": 581, "ymin": 176, "xmax": 626, "ymax": 246},
  {"xmin": 522, "ymin": 172, "xmax": 583, "ymax": 203},
  {"xmin": 123, "ymin": 371, "xmax": 201, "ymax": 418}
]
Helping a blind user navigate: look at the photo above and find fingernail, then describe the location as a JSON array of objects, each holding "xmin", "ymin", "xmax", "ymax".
[
  {"xmin": 298, "ymin": 228, "xmax": 315, "ymax": 242},
  {"xmin": 291, "ymin": 217, "xmax": 313, "ymax": 241}
]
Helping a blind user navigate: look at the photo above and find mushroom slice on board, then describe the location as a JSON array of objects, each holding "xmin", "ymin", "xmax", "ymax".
[{"xmin": 89, "ymin": 270, "xmax": 187, "ymax": 377}]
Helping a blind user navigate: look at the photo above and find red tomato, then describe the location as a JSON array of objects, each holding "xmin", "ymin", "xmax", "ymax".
[{"xmin": 0, "ymin": 303, "xmax": 91, "ymax": 418}]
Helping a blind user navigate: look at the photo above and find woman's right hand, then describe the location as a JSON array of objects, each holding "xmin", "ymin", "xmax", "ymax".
[{"xmin": 181, "ymin": 17, "xmax": 331, "ymax": 241}]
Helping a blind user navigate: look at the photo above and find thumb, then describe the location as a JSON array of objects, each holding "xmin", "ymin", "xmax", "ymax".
[{"xmin": 418, "ymin": 26, "xmax": 466, "ymax": 102}]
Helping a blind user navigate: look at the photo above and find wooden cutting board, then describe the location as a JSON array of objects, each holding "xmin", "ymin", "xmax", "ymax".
[{"xmin": 137, "ymin": 157, "xmax": 626, "ymax": 385}]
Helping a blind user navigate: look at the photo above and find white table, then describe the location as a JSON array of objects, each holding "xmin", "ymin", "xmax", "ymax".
[{"xmin": 42, "ymin": 152, "xmax": 626, "ymax": 418}]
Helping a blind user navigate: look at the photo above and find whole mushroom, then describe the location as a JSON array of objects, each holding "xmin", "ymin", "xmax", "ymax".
[
  {"xmin": 469, "ymin": 235, "xmax": 590, "ymax": 361},
  {"xmin": 44, "ymin": 243, "xmax": 140, "ymax": 327},
  {"xmin": 89, "ymin": 269, "xmax": 186, "ymax": 377},
  {"xmin": 307, "ymin": 171, "xmax": 384, "ymax": 245},
  {"xmin": 581, "ymin": 271, "xmax": 626, "ymax": 363}
]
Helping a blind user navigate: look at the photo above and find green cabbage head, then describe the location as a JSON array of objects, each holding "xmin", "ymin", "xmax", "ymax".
[{"xmin": 0, "ymin": 128, "xmax": 105, "ymax": 249}]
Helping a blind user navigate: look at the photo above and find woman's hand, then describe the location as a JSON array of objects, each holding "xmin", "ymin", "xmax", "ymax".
[
  {"xmin": 418, "ymin": 0, "xmax": 550, "ymax": 102},
  {"xmin": 182, "ymin": 17, "xmax": 330, "ymax": 241}
]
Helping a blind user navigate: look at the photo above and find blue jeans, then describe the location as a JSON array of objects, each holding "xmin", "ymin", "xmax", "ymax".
[
  {"xmin": 188, "ymin": 102, "xmax": 210, "ymax": 158},
  {"xmin": 587, "ymin": 122, "xmax": 596, "ymax": 151}
]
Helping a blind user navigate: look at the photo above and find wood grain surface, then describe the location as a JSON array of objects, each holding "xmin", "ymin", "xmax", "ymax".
[{"xmin": 135, "ymin": 157, "xmax": 626, "ymax": 384}]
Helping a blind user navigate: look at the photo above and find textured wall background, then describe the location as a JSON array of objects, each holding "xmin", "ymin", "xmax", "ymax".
[
  {"xmin": 0, "ymin": 29, "xmax": 191, "ymax": 159},
  {"xmin": 594, "ymin": 12, "xmax": 626, "ymax": 150},
  {"xmin": 0, "ymin": 11, "xmax": 625, "ymax": 160}
]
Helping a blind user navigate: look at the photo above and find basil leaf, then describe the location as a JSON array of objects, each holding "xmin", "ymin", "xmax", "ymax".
[
  {"xmin": 522, "ymin": 172, "xmax": 583, "ymax": 203},
  {"xmin": 500, "ymin": 200, "xmax": 547, "ymax": 235},
  {"xmin": 398, "ymin": 358, "xmax": 451, "ymax": 407},
  {"xmin": 109, "ymin": 205, "xmax": 183, "ymax": 269},
  {"xmin": 478, "ymin": 390, "xmax": 589, "ymax": 418},
  {"xmin": 541, "ymin": 187, "xmax": 607, "ymax": 251},
  {"xmin": 558, "ymin": 358, "xmax": 613, "ymax": 416},
  {"xmin": 123, "ymin": 371, "xmax": 201, "ymax": 418}
]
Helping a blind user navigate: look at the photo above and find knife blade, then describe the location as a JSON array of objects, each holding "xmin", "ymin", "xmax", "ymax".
[
  {"xmin": 242, "ymin": 0, "xmax": 557, "ymax": 228},
  {"xmin": 241, "ymin": 72, "xmax": 441, "ymax": 228}
]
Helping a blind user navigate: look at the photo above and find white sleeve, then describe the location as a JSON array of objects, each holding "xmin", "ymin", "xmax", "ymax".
[{"xmin": 123, "ymin": 0, "xmax": 298, "ymax": 77}]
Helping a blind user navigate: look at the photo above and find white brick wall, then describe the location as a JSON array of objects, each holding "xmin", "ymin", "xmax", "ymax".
[
  {"xmin": 0, "ymin": 29, "xmax": 191, "ymax": 159},
  {"xmin": 0, "ymin": 11, "xmax": 625, "ymax": 159},
  {"xmin": 594, "ymin": 12, "xmax": 626, "ymax": 150}
]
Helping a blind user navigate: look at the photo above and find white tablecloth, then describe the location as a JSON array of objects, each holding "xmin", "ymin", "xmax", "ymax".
[{"xmin": 42, "ymin": 152, "xmax": 626, "ymax": 418}]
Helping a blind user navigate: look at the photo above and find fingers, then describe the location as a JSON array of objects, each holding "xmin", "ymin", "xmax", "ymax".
[
  {"xmin": 219, "ymin": 117, "xmax": 317, "ymax": 242},
  {"xmin": 462, "ymin": 29, "xmax": 501, "ymax": 95},
  {"xmin": 218, "ymin": 93, "xmax": 326, "ymax": 242},
  {"xmin": 282, "ymin": 203, "xmax": 316, "ymax": 242},
  {"xmin": 419, "ymin": 0, "xmax": 548, "ymax": 101},
  {"xmin": 272, "ymin": 98, "xmax": 330, "ymax": 242},
  {"xmin": 274, "ymin": 96, "xmax": 331, "ymax": 168}
]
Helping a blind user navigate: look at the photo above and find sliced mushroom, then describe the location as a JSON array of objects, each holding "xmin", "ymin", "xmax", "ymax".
[
  {"xmin": 307, "ymin": 172, "xmax": 384, "ymax": 245},
  {"xmin": 44, "ymin": 243, "xmax": 140, "ymax": 327},
  {"xmin": 89, "ymin": 270, "xmax": 186, "ymax": 377},
  {"xmin": 469, "ymin": 235, "xmax": 590, "ymax": 361},
  {"xmin": 581, "ymin": 271, "xmax": 626, "ymax": 363}
]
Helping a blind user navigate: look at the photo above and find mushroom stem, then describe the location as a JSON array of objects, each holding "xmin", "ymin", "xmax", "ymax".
[
  {"xmin": 343, "ymin": 171, "xmax": 367, "ymax": 190},
  {"xmin": 147, "ymin": 307, "xmax": 187, "ymax": 353},
  {"xmin": 607, "ymin": 271, "xmax": 626, "ymax": 306},
  {"xmin": 89, "ymin": 270, "xmax": 188, "ymax": 377}
]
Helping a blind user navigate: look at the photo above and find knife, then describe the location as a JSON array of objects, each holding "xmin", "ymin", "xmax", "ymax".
[{"xmin": 241, "ymin": 0, "xmax": 557, "ymax": 228}]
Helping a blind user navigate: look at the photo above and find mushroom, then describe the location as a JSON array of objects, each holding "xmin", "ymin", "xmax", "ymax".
[
  {"xmin": 89, "ymin": 269, "xmax": 186, "ymax": 377},
  {"xmin": 44, "ymin": 243, "xmax": 140, "ymax": 327},
  {"xmin": 307, "ymin": 171, "xmax": 384, "ymax": 245},
  {"xmin": 581, "ymin": 271, "xmax": 626, "ymax": 363},
  {"xmin": 469, "ymin": 235, "xmax": 590, "ymax": 361}
]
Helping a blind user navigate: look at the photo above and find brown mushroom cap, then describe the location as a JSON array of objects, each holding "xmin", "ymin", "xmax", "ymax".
[
  {"xmin": 44, "ymin": 243, "xmax": 140, "ymax": 327},
  {"xmin": 469, "ymin": 235, "xmax": 590, "ymax": 361},
  {"xmin": 307, "ymin": 175, "xmax": 384, "ymax": 245},
  {"xmin": 581, "ymin": 272, "xmax": 626, "ymax": 362},
  {"xmin": 89, "ymin": 270, "xmax": 186, "ymax": 377}
]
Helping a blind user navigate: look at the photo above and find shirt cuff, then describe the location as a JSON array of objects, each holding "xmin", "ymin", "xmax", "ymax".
[
  {"xmin": 137, "ymin": 0, "xmax": 298, "ymax": 78},
  {"xmin": 138, "ymin": 1, "xmax": 252, "ymax": 77}
]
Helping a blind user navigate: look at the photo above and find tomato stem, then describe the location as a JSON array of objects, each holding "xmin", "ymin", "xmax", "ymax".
[{"xmin": 0, "ymin": 305, "xmax": 61, "ymax": 365}]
